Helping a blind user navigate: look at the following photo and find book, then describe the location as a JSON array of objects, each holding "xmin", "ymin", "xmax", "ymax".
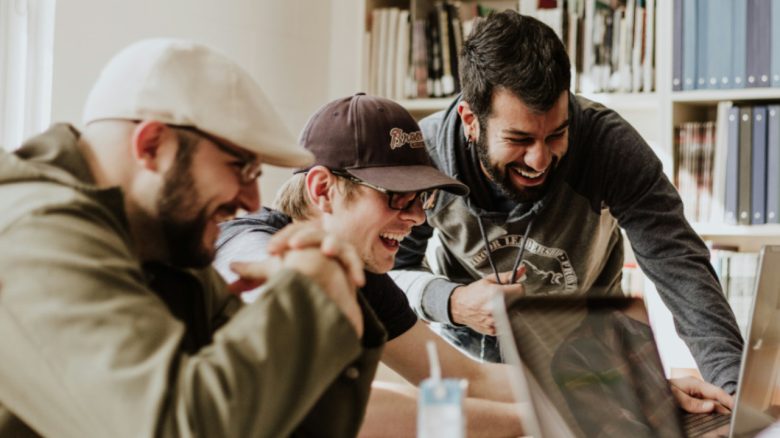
[
  {"xmin": 738, "ymin": 106, "xmax": 753, "ymax": 225},
  {"xmin": 695, "ymin": 0, "xmax": 708, "ymax": 89},
  {"xmin": 732, "ymin": 0, "xmax": 747, "ymax": 88},
  {"xmin": 751, "ymin": 106, "xmax": 768, "ymax": 224},
  {"xmin": 772, "ymin": 0, "xmax": 780, "ymax": 87},
  {"xmin": 682, "ymin": 0, "xmax": 697, "ymax": 90},
  {"xmin": 672, "ymin": 0, "xmax": 683, "ymax": 91},
  {"xmin": 643, "ymin": 0, "xmax": 655, "ymax": 92},
  {"xmin": 767, "ymin": 105, "xmax": 780, "ymax": 223},
  {"xmin": 746, "ymin": 0, "xmax": 771, "ymax": 88},
  {"xmin": 725, "ymin": 106, "xmax": 741, "ymax": 224},
  {"xmin": 707, "ymin": 0, "xmax": 732, "ymax": 89},
  {"xmin": 711, "ymin": 101, "xmax": 733, "ymax": 223}
]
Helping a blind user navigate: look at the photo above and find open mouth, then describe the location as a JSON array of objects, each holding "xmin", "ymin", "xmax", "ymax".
[
  {"xmin": 379, "ymin": 232, "xmax": 407, "ymax": 250},
  {"xmin": 508, "ymin": 160, "xmax": 555, "ymax": 186}
]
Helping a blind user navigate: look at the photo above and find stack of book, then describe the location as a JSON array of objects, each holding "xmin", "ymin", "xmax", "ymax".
[
  {"xmin": 672, "ymin": 0, "xmax": 780, "ymax": 91},
  {"xmin": 364, "ymin": 0, "xmax": 657, "ymax": 100},
  {"xmin": 524, "ymin": 0, "xmax": 656, "ymax": 94},
  {"xmin": 674, "ymin": 103, "xmax": 780, "ymax": 225}
]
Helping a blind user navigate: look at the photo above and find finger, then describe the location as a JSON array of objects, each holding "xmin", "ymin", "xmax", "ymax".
[
  {"xmin": 321, "ymin": 236, "xmax": 365, "ymax": 287},
  {"xmin": 499, "ymin": 283, "xmax": 526, "ymax": 296},
  {"xmin": 230, "ymin": 260, "xmax": 272, "ymax": 283},
  {"xmin": 676, "ymin": 378, "xmax": 735, "ymax": 411},
  {"xmin": 496, "ymin": 266, "xmax": 528, "ymax": 285},
  {"xmin": 267, "ymin": 222, "xmax": 323, "ymax": 254},
  {"xmin": 672, "ymin": 386, "xmax": 715, "ymax": 413}
]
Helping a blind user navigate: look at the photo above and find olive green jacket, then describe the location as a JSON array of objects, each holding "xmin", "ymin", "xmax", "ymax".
[{"xmin": 0, "ymin": 124, "xmax": 386, "ymax": 437}]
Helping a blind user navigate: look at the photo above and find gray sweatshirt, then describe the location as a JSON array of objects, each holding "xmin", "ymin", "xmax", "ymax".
[{"xmin": 392, "ymin": 94, "xmax": 743, "ymax": 393}]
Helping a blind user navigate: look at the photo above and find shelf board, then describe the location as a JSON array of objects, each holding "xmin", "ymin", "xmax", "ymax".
[
  {"xmin": 672, "ymin": 88, "xmax": 780, "ymax": 104},
  {"xmin": 691, "ymin": 222, "xmax": 780, "ymax": 237}
]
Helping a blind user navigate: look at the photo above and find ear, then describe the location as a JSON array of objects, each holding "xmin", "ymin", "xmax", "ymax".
[
  {"xmin": 305, "ymin": 166, "xmax": 336, "ymax": 214},
  {"xmin": 457, "ymin": 101, "xmax": 480, "ymax": 142},
  {"xmin": 130, "ymin": 120, "xmax": 170, "ymax": 172}
]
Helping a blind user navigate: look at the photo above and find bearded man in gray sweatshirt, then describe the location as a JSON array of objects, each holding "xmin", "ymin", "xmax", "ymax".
[{"xmin": 392, "ymin": 10, "xmax": 744, "ymax": 399}]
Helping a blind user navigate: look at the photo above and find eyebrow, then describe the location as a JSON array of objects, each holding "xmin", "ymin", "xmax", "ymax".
[{"xmin": 502, "ymin": 119, "xmax": 570, "ymax": 137}]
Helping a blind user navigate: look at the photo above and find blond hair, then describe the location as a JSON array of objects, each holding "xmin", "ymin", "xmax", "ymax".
[{"xmin": 273, "ymin": 171, "xmax": 360, "ymax": 220}]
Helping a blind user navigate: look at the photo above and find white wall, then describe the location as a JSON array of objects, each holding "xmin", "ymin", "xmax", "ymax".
[{"xmin": 52, "ymin": 0, "xmax": 333, "ymax": 205}]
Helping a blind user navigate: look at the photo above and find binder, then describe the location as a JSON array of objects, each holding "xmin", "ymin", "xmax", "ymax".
[
  {"xmin": 672, "ymin": 0, "xmax": 683, "ymax": 91},
  {"xmin": 772, "ymin": 0, "xmax": 780, "ymax": 87},
  {"xmin": 746, "ymin": 0, "xmax": 771, "ymax": 88},
  {"xmin": 738, "ymin": 107, "xmax": 753, "ymax": 225},
  {"xmin": 767, "ymin": 106, "xmax": 780, "ymax": 223},
  {"xmin": 751, "ymin": 106, "xmax": 768, "ymax": 224},
  {"xmin": 725, "ymin": 106, "xmax": 740, "ymax": 224},
  {"xmin": 732, "ymin": 0, "xmax": 747, "ymax": 88},
  {"xmin": 708, "ymin": 0, "xmax": 732, "ymax": 89},
  {"xmin": 696, "ymin": 0, "xmax": 708, "ymax": 89},
  {"xmin": 682, "ymin": 0, "xmax": 697, "ymax": 90}
]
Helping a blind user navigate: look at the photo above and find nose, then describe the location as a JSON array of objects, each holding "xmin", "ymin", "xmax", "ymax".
[
  {"xmin": 237, "ymin": 180, "xmax": 261, "ymax": 213},
  {"xmin": 400, "ymin": 197, "xmax": 426, "ymax": 225},
  {"xmin": 524, "ymin": 140, "xmax": 553, "ymax": 171}
]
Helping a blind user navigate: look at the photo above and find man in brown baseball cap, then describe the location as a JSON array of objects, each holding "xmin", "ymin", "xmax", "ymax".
[
  {"xmin": 0, "ymin": 39, "xmax": 378, "ymax": 437},
  {"xmin": 216, "ymin": 94, "xmax": 525, "ymax": 437}
]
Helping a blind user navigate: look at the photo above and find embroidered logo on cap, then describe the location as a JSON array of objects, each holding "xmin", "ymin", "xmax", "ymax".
[{"xmin": 389, "ymin": 127, "xmax": 425, "ymax": 150}]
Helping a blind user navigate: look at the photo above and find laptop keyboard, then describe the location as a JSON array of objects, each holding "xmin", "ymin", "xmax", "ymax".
[{"xmin": 683, "ymin": 412, "xmax": 731, "ymax": 437}]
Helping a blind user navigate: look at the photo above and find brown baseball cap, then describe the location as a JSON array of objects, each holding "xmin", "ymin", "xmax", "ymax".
[{"xmin": 298, "ymin": 93, "xmax": 468, "ymax": 196}]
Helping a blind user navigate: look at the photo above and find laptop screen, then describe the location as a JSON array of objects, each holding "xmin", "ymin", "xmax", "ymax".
[
  {"xmin": 731, "ymin": 245, "xmax": 780, "ymax": 436},
  {"xmin": 497, "ymin": 295, "xmax": 686, "ymax": 438}
]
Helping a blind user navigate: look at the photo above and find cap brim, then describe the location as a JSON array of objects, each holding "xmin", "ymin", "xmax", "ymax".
[{"xmin": 347, "ymin": 165, "xmax": 469, "ymax": 196}]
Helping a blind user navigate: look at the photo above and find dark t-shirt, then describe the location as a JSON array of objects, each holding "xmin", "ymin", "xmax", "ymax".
[{"xmin": 216, "ymin": 207, "xmax": 418, "ymax": 340}]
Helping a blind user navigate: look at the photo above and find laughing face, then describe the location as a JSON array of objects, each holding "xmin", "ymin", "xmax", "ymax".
[
  {"xmin": 469, "ymin": 89, "xmax": 569, "ymax": 203},
  {"xmin": 325, "ymin": 182, "xmax": 426, "ymax": 274},
  {"xmin": 157, "ymin": 129, "xmax": 260, "ymax": 268}
]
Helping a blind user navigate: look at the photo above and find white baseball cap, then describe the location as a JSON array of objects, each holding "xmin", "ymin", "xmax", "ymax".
[{"xmin": 82, "ymin": 38, "xmax": 314, "ymax": 168}]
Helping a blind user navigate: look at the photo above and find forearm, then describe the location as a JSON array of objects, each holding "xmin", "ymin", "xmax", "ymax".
[
  {"xmin": 458, "ymin": 362, "xmax": 515, "ymax": 403},
  {"xmin": 389, "ymin": 270, "xmax": 460, "ymax": 324}
]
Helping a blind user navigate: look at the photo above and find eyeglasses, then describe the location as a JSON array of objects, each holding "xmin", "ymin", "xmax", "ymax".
[
  {"xmin": 331, "ymin": 170, "xmax": 438, "ymax": 211},
  {"xmin": 172, "ymin": 125, "xmax": 263, "ymax": 184}
]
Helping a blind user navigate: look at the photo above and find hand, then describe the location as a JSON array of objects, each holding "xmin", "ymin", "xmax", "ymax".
[
  {"xmin": 266, "ymin": 221, "xmax": 365, "ymax": 287},
  {"xmin": 449, "ymin": 267, "xmax": 526, "ymax": 335},
  {"xmin": 229, "ymin": 248, "xmax": 364, "ymax": 337},
  {"xmin": 669, "ymin": 376, "xmax": 734, "ymax": 414}
]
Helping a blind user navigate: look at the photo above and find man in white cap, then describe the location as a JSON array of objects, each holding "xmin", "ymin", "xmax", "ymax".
[{"xmin": 0, "ymin": 39, "xmax": 383, "ymax": 437}]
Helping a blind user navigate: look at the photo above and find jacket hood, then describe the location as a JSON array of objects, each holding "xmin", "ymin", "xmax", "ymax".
[
  {"xmin": 0, "ymin": 124, "xmax": 97, "ymax": 190},
  {"xmin": 216, "ymin": 207, "xmax": 291, "ymax": 252}
]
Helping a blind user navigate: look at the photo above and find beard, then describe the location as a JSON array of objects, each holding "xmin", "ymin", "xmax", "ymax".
[
  {"xmin": 475, "ymin": 131, "xmax": 557, "ymax": 203},
  {"xmin": 156, "ymin": 149, "xmax": 214, "ymax": 268}
]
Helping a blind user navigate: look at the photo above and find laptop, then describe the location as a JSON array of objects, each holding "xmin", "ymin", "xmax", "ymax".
[{"xmin": 493, "ymin": 245, "xmax": 780, "ymax": 438}]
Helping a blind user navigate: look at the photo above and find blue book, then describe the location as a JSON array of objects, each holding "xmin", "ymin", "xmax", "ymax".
[
  {"xmin": 772, "ymin": 0, "xmax": 780, "ymax": 87},
  {"xmin": 708, "ymin": 0, "xmax": 732, "ymax": 88},
  {"xmin": 751, "ymin": 106, "xmax": 768, "ymax": 224},
  {"xmin": 746, "ymin": 0, "xmax": 772, "ymax": 88},
  {"xmin": 683, "ymin": 0, "xmax": 698, "ymax": 90},
  {"xmin": 738, "ymin": 107, "xmax": 753, "ymax": 225},
  {"xmin": 696, "ymin": 0, "xmax": 709, "ymax": 89},
  {"xmin": 673, "ymin": 0, "xmax": 684, "ymax": 91},
  {"xmin": 732, "ymin": 0, "xmax": 747, "ymax": 88},
  {"xmin": 766, "ymin": 105, "xmax": 780, "ymax": 223},
  {"xmin": 725, "ymin": 106, "xmax": 741, "ymax": 224}
]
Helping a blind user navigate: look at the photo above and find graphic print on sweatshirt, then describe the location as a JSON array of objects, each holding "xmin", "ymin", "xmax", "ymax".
[{"xmin": 470, "ymin": 236, "xmax": 579, "ymax": 294}]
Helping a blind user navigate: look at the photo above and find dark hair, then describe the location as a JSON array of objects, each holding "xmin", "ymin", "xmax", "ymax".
[{"xmin": 460, "ymin": 10, "xmax": 571, "ymax": 120}]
